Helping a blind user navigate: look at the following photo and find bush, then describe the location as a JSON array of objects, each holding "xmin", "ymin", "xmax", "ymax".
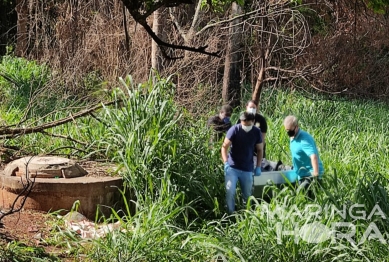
[{"xmin": 0, "ymin": 55, "xmax": 51, "ymax": 111}]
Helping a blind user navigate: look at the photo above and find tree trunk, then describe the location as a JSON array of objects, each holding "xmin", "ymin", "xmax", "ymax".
[
  {"xmin": 0, "ymin": 0, "xmax": 17, "ymax": 55},
  {"xmin": 252, "ymin": 55, "xmax": 266, "ymax": 104},
  {"xmin": 151, "ymin": 9, "xmax": 164, "ymax": 73},
  {"xmin": 15, "ymin": 0, "xmax": 29, "ymax": 57},
  {"xmin": 252, "ymin": 34, "xmax": 271, "ymax": 105},
  {"xmin": 222, "ymin": 2, "xmax": 242, "ymax": 108}
]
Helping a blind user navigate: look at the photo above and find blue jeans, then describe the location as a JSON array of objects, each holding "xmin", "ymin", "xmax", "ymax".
[{"xmin": 225, "ymin": 166, "xmax": 253, "ymax": 214}]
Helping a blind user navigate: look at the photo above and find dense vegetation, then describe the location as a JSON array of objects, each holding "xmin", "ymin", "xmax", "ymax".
[
  {"xmin": 1, "ymin": 0, "xmax": 389, "ymax": 109},
  {"xmin": 1, "ymin": 56, "xmax": 389, "ymax": 261}
]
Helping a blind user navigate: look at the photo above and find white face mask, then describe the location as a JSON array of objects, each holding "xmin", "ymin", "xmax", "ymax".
[
  {"xmin": 247, "ymin": 108, "xmax": 256, "ymax": 114},
  {"xmin": 242, "ymin": 124, "xmax": 253, "ymax": 132}
]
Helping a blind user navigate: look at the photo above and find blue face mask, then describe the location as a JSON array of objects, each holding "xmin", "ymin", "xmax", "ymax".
[{"xmin": 223, "ymin": 117, "xmax": 230, "ymax": 123}]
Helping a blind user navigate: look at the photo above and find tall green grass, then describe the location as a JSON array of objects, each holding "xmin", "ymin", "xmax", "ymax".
[
  {"xmin": 261, "ymin": 89, "xmax": 389, "ymax": 176},
  {"xmin": 0, "ymin": 55, "xmax": 108, "ymax": 121},
  {"xmin": 2, "ymin": 70, "xmax": 389, "ymax": 261},
  {"xmin": 93, "ymin": 74, "xmax": 225, "ymax": 215},
  {"xmin": 0, "ymin": 55, "xmax": 51, "ymax": 113},
  {"xmin": 86, "ymin": 86, "xmax": 389, "ymax": 261},
  {"xmin": 0, "ymin": 56, "xmax": 110, "ymax": 159}
]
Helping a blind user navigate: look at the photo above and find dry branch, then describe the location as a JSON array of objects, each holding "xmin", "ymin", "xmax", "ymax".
[
  {"xmin": 139, "ymin": 18, "xmax": 222, "ymax": 58},
  {"xmin": 120, "ymin": 0, "xmax": 221, "ymax": 58},
  {"xmin": 12, "ymin": 0, "xmax": 389, "ymax": 112},
  {"xmin": 0, "ymin": 100, "xmax": 118, "ymax": 139}
]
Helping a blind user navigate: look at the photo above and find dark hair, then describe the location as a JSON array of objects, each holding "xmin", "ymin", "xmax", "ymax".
[
  {"xmin": 239, "ymin": 111, "xmax": 255, "ymax": 121},
  {"xmin": 246, "ymin": 100, "xmax": 257, "ymax": 107},
  {"xmin": 220, "ymin": 104, "xmax": 233, "ymax": 115}
]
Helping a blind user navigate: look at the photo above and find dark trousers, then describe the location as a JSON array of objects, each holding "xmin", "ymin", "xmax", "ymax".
[{"xmin": 297, "ymin": 177, "xmax": 322, "ymax": 200}]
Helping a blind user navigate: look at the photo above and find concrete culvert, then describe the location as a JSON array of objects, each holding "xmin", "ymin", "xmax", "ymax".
[
  {"xmin": 0, "ymin": 156, "xmax": 125, "ymax": 220},
  {"xmin": 3, "ymin": 156, "xmax": 88, "ymax": 178}
]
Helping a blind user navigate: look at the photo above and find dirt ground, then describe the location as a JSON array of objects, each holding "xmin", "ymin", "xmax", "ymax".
[{"xmin": 0, "ymin": 209, "xmax": 55, "ymax": 247}]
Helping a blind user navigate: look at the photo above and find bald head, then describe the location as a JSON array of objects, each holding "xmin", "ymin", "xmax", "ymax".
[
  {"xmin": 283, "ymin": 115, "xmax": 298, "ymax": 128},
  {"xmin": 284, "ymin": 115, "xmax": 299, "ymax": 137}
]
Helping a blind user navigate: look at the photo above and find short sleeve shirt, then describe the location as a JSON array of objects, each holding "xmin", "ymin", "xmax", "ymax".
[
  {"xmin": 237, "ymin": 113, "xmax": 268, "ymax": 157},
  {"xmin": 226, "ymin": 124, "xmax": 262, "ymax": 172},
  {"xmin": 290, "ymin": 129, "xmax": 324, "ymax": 178}
]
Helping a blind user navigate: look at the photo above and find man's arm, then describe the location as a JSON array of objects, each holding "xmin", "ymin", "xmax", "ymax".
[
  {"xmin": 255, "ymin": 143, "xmax": 263, "ymax": 167},
  {"xmin": 259, "ymin": 116, "xmax": 267, "ymax": 155},
  {"xmin": 310, "ymin": 154, "xmax": 319, "ymax": 176},
  {"xmin": 221, "ymin": 138, "xmax": 232, "ymax": 163},
  {"xmin": 262, "ymin": 132, "xmax": 266, "ymax": 147}
]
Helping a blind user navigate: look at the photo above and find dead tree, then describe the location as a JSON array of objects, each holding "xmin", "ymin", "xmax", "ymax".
[
  {"xmin": 243, "ymin": 1, "xmax": 316, "ymax": 104},
  {"xmin": 222, "ymin": 2, "xmax": 243, "ymax": 108},
  {"xmin": 0, "ymin": 100, "xmax": 119, "ymax": 161}
]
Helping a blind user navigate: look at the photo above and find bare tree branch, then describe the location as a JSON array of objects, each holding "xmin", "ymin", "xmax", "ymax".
[
  {"xmin": 120, "ymin": 0, "xmax": 221, "ymax": 57},
  {"xmin": 45, "ymin": 146, "xmax": 89, "ymax": 156},
  {"xmin": 169, "ymin": 8, "xmax": 187, "ymax": 42},
  {"xmin": 122, "ymin": 2, "xmax": 131, "ymax": 52},
  {"xmin": 121, "ymin": 0, "xmax": 194, "ymax": 22},
  {"xmin": 188, "ymin": 0, "xmax": 203, "ymax": 39},
  {"xmin": 38, "ymin": 131, "xmax": 89, "ymax": 146},
  {"xmin": 196, "ymin": 8, "xmax": 264, "ymax": 36},
  {"xmin": 138, "ymin": 18, "xmax": 222, "ymax": 57},
  {"xmin": 0, "ymin": 100, "xmax": 118, "ymax": 138}
]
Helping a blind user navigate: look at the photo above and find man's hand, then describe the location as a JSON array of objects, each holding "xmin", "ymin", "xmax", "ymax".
[
  {"xmin": 254, "ymin": 167, "xmax": 262, "ymax": 176},
  {"xmin": 224, "ymin": 162, "xmax": 230, "ymax": 173}
]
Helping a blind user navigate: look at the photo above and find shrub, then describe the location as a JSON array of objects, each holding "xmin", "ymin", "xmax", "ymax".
[{"xmin": 0, "ymin": 55, "xmax": 51, "ymax": 111}]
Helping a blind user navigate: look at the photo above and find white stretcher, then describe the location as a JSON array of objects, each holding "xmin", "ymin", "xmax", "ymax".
[{"xmin": 253, "ymin": 170, "xmax": 297, "ymax": 198}]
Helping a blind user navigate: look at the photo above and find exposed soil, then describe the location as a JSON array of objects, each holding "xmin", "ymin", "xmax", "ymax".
[
  {"xmin": 76, "ymin": 160, "xmax": 119, "ymax": 177},
  {"xmin": 0, "ymin": 209, "xmax": 55, "ymax": 247},
  {"xmin": 0, "ymin": 209, "xmax": 82, "ymax": 261}
]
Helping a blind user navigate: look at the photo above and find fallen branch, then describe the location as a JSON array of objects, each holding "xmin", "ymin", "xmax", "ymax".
[{"xmin": 0, "ymin": 100, "xmax": 119, "ymax": 139}]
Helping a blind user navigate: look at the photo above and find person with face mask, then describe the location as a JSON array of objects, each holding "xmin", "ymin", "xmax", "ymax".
[
  {"xmin": 283, "ymin": 115, "xmax": 324, "ymax": 199},
  {"xmin": 236, "ymin": 100, "xmax": 282, "ymax": 172},
  {"xmin": 237, "ymin": 100, "xmax": 268, "ymax": 156},
  {"xmin": 207, "ymin": 105, "xmax": 233, "ymax": 143},
  {"xmin": 221, "ymin": 112, "xmax": 263, "ymax": 214}
]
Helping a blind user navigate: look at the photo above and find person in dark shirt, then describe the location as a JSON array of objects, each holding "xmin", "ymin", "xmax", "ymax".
[
  {"xmin": 237, "ymin": 100, "xmax": 270, "ymax": 171},
  {"xmin": 221, "ymin": 112, "xmax": 263, "ymax": 214},
  {"xmin": 207, "ymin": 104, "xmax": 233, "ymax": 142},
  {"xmin": 237, "ymin": 100, "xmax": 268, "ymax": 159}
]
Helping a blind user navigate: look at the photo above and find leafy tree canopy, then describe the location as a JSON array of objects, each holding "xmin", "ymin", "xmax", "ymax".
[{"xmin": 367, "ymin": 0, "xmax": 389, "ymax": 13}]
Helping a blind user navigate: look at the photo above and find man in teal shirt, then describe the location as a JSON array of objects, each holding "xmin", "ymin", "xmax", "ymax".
[{"xmin": 283, "ymin": 115, "xmax": 324, "ymax": 197}]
